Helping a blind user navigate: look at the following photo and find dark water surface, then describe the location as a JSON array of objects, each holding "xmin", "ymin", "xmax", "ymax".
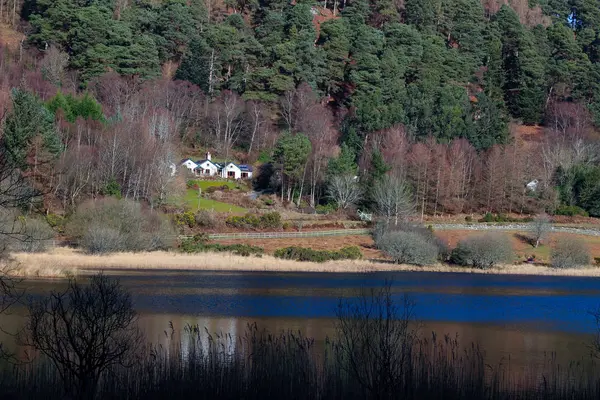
[{"xmin": 4, "ymin": 270, "xmax": 600, "ymax": 373}]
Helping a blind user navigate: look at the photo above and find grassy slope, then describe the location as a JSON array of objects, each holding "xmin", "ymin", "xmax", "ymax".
[
  {"xmin": 183, "ymin": 191, "xmax": 247, "ymax": 212},
  {"xmin": 171, "ymin": 179, "xmax": 248, "ymax": 212}
]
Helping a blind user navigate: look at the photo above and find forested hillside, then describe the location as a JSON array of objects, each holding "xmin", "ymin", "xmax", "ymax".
[{"xmin": 1, "ymin": 0, "xmax": 600, "ymax": 216}]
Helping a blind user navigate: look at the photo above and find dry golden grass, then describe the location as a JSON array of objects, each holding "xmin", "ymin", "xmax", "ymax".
[{"xmin": 7, "ymin": 247, "xmax": 600, "ymax": 278}]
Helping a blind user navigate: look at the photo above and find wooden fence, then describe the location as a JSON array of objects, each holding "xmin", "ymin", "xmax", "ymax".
[{"xmin": 180, "ymin": 229, "xmax": 371, "ymax": 240}]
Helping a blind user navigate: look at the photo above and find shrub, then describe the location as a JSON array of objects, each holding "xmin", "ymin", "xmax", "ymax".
[
  {"xmin": 274, "ymin": 246, "xmax": 362, "ymax": 262},
  {"xmin": 450, "ymin": 233, "xmax": 513, "ymax": 269},
  {"xmin": 102, "ymin": 178, "xmax": 122, "ymax": 198},
  {"xmin": 195, "ymin": 210, "xmax": 217, "ymax": 228},
  {"xmin": 316, "ymin": 203, "xmax": 337, "ymax": 215},
  {"xmin": 551, "ymin": 237, "xmax": 590, "ymax": 269},
  {"xmin": 373, "ymin": 221, "xmax": 448, "ymax": 262},
  {"xmin": 554, "ymin": 205, "xmax": 589, "ymax": 217},
  {"xmin": 260, "ymin": 212, "xmax": 282, "ymax": 229},
  {"xmin": 477, "ymin": 213, "xmax": 531, "ymax": 223},
  {"xmin": 180, "ymin": 236, "xmax": 263, "ymax": 257},
  {"xmin": 174, "ymin": 211, "xmax": 196, "ymax": 228},
  {"xmin": 67, "ymin": 199, "xmax": 175, "ymax": 254},
  {"xmin": 337, "ymin": 246, "xmax": 364, "ymax": 260},
  {"xmin": 82, "ymin": 225, "xmax": 124, "ymax": 254},
  {"xmin": 465, "ymin": 215, "xmax": 473, "ymax": 222},
  {"xmin": 225, "ymin": 212, "xmax": 282, "ymax": 229},
  {"xmin": 16, "ymin": 218, "xmax": 55, "ymax": 253},
  {"xmin": 263, "ymin": 197, "xmax": 274, "ymax": 206},
  {"xmin": 45, "ymin": 213, "xmax": 64, "ymax": 230},
  {"xmin": 376, "ymin": 231, "xmax": 439, "ymax": 266}
]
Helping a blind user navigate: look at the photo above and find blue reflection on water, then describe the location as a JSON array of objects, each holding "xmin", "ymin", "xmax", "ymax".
[{"xmin": 118, "ymin": 271, "xmax": 600, "ymax": 334}]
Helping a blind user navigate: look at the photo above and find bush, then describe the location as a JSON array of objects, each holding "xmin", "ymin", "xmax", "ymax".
[
  {"xmin": 260, "ymin": 212, "xmax": 282, "ymax": 229},
  {"xmin": 195, "ymin": 210, "xmax": 217, "ymax": 228},
  {"xmin": 82, "ymin": 226, "xmax": 124, "ymax": 254},
  {"xmin": 450, "ymin": 233, "xmax": 513, "ymax": 269},
  {"xmin": 16, "ymin": 218, "xmax": 55, "ymax": 253},
  {"xmin": 67, "ymin": 199, "xmax": 175, "ymax": 254},
  {"xmin": 102, "ymin": 178, "xmax": 122, "ymax": 198},
  {"xmin": 376, "ymin": 231, "xmax": 439, "ymax": 266},
  {"xmin": 225, "ymin": 212, "xmax": 282, "ymax": 230},
  {"xmin": 274, "ymin": 246, "xmax": 363, "ymax": 262},
  {"xmin": 554, "ymin": 205, "xmax": 589, "ymax": 217},
  {"xmin": 315, "ymin": 203, "xmax": 337, "ymax": 215},
  {"xmin": 373, "ymin": 221, "xmax": 448, "ymax": 262},
  {"xmin": 45, "ymin": 213, "xmax": 64, "ymax": 230},
  {"xmin": 551, "ymin": 237, "xmax": 590, "ymax": 269},
  {"xmin": 180, "ymin": 236, "xmax": 263, "ymax": 257},
  {"xmin": 174, "ymin": 211, "xmax": 196, "ymax": 228}
]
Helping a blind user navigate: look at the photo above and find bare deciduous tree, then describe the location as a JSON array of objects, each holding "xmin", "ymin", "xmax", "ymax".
[
  {"xmin": 23, "ymin": 274, "xmax": 143, "ymax": 399},
  {"xmin": 39, "ymin": 46, "xmax": 69, "ymax": 86},
  {"xmin": 373, "ymin": 175, "xmax": 414, "ymax": 225},
  {"xmin": 210, "ymin": 90, "xmax": 245, "ymax": 158},
  {"xmin": 530, "ymin": 213, "xmax": 551, "ymax": 248},
  {"xmin": 327, "ymin": 174, "xmax": 361, "ymax": 209}
]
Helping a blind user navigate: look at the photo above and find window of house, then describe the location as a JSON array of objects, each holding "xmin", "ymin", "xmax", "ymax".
[{"xmin": 228, "ymin": 171, "xmax": 235, "ymax": 178}]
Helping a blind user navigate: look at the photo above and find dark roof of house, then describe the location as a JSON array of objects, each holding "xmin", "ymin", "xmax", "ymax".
[
  {"xmin": 195, "ymin": 159, "xmax": 219, "ymax": 168},
  {"xmin": 180, "ymin": 158, "xmax": 196, "ymax": 164},
  {"xmin": 238, "ymin": 165, "xmax": 253, "ymax": 172}
]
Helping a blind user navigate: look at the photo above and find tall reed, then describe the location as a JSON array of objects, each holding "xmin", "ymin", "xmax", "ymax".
[{"xmin": 1, "ymin": 322, "xmax": 600, "ymax": 400}]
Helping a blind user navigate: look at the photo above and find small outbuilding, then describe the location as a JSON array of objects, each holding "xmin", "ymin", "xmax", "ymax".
[{"xmin": 526, "ymin": 179, "xmax": 539, "ymax": 192}]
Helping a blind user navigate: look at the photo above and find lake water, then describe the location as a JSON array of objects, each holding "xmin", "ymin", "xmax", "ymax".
[{"xmin": 3, "ymin": 270, "xmax": 600, "ymax": 374}]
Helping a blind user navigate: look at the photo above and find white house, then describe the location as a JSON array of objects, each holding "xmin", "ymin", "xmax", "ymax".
[
  {"xmin": 181, "ymin": 152, "xmax": 253, "ymax": 179},
  {"xmin": 220, "ymin": 162, "xmax": 253, "ymax": 180},
  {"xmin": 195, "ymin": 152, "xmax": 220, "ymax": 176},
  {"xmin": 180, "ymin": 158, "xmax": 198, "ymax": 172}
]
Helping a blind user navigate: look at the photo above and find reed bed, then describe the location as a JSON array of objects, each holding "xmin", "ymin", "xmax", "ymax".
[
  {"xmin": 9, "ymin": 247, "xmax": 600, "ymax": 277},
  {"xmin": 1, "ymin": 324, "xmax": 599, "ymax": 400}
]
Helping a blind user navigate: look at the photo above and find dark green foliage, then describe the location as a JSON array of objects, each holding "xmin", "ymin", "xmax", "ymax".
[
  {"xmin": 101, "ymin": 178, "xmax": 122, "ymax": 198},
  {"xmin": 274, "ymin": 246, "xmax": 363, "ymax": 262},
  {"xmin": 27, "ymin": 0, "xmax": 161, "ymax": 80},
  {"xmin": 46, "ymin": 92, "xmax": 104, "ymax": 122},
  {"xmin": 327, "ymin": 144, "xmax": 357, "ymax": 177},
  {"xmin": 181, "ymin": 236, "xmax": 264, "ymax": 257},
  {"xmin": 2, "ymin": 89, "xmax": 61, "ymax": 168},
  {"xmin": 554, "ymin": 205, "xmax": 589, "ymax": 217},
  {"xmin": 557, "ymin": 165, "xmax": 600, "ymax": 217},
  {"xmin": 225, "ymin": 212, "xmax": 282, "ymax": 229}
]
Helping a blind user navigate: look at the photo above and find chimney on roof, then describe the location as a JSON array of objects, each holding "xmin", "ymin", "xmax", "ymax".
[{"xmin": 206, "ymin": 152, "xmax": 211, "ymax": 161}]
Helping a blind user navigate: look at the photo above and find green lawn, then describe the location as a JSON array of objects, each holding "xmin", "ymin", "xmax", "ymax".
[
  {"xmin": 182, "ymin": 189, "xmax": 247, "ymax": 213},
  {"xmin": 187, "ymin": 179, "xmax": 246, "ymax": 191}
]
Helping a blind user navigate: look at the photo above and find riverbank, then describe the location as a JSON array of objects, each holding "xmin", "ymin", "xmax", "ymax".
[{"xmin": 7, "ymin": 247, "xmax": 600, "ymax": 278}]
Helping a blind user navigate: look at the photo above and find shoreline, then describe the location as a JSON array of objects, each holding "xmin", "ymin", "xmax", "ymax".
[{"xmin": 6, "ymin": 247, "xmax": 600, "ymax": 278}]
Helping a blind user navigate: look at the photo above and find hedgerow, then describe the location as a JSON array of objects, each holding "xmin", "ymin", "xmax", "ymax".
[{"xmin": 274, "ymin": 246, "xmax": 362, "ymax": 262}]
